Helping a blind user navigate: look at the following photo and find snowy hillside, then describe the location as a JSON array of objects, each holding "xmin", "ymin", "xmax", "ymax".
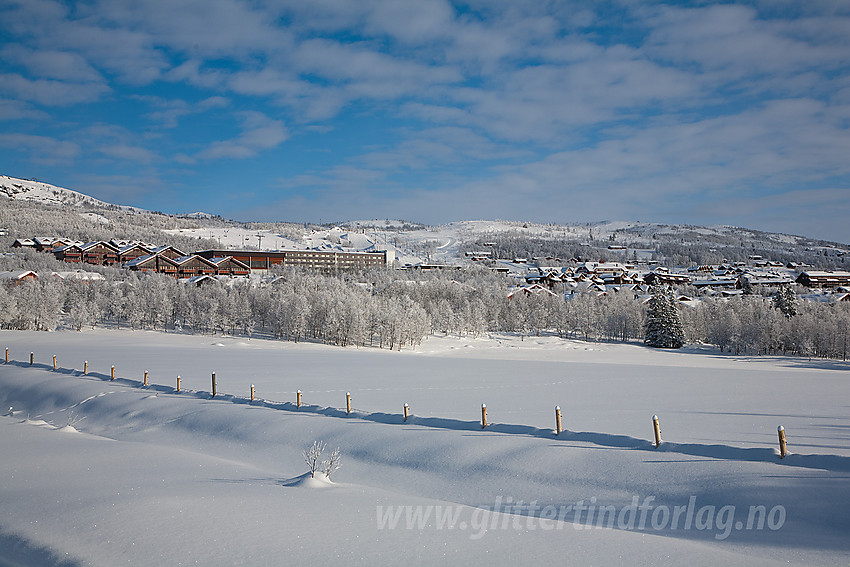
[
  {"xmin": 1, "ymin": 329, "xmax": 848, "ymax": 565},
  {"xmin": 0, "ymin": 175, "xmax": 140, "ymax": 211},
  {"xmin": 3, "ymin": 174, "xmax": 847, "ymax": 266}
]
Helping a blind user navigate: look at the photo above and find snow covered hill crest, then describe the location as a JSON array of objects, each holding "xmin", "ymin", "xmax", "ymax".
[{"xmin": 0, "ymin": 175, "xmax": 139, "ymax": 211}]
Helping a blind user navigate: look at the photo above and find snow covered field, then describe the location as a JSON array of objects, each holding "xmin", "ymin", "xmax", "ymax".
[{"xmin": 0, "ymin": 329, "xmax": 848, "ymax": 566}]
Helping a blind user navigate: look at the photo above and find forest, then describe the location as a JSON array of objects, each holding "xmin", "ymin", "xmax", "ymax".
[{"xmin": 0, "ymin": 263, "xmax": 848, "ymax": 361}]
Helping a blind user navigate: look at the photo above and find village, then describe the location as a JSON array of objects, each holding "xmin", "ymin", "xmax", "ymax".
[{"xmin": 3, "ymin": 234, "xmax": 850, "ymax": 307}]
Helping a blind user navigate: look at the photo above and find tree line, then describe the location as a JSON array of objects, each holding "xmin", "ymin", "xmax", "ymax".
[{"xmin": 0, "ymin": 267, "xmax": 848, "ymax": 359}]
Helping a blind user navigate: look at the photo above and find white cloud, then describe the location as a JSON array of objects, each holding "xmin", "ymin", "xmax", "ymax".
[
  {"xmin": 0, "ymin": 73, "xmax": 109, "ymax": 106},
  {"xmin": 198, "ymin": 112, "xmax": 289, "ymax": 160},
  {"xmin": 0, "ymin": 132, "xmax": 80, "ymax": 164}
]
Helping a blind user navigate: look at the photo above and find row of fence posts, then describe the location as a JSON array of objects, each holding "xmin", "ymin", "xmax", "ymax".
[{"xmin": 5, "ymin": 348, "xmax": 791, "ymax": 459}]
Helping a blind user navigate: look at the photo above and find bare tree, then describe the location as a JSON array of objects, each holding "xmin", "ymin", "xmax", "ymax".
[
  {"xmin": 303, "ymin": 440, "xmax": 327, "ymax": 478},
  {"xmin": 322, "ymin": 446, "xmax": 342, "ymax": 479}
]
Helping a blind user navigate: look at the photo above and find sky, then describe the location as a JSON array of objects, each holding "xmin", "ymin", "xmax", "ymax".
[{"xmin": 1, "ymin": 0, "xmax": 849, "ymax": 243}]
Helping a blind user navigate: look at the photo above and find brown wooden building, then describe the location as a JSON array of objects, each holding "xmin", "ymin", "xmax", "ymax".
[
  {"xmin": 148, "ymin": 245, "xmax": 186, "ymax": 260},
  {"xmin": 118, "ymin": 244, "xmax": 153, "ymax": 264},
  {"xmin": 173, "ymin": 255, "xmax": 218, "ymax": 278},
  {"xmin": 126, "ymin": 254, "xmax": 179, "ymax": 276},
  {"xmin": 796, "ymin": 271, "xmax": 850, "ymax": 289},
  {"xmin": 53, "ymin": 241, "xmax": 119, "ymax": 265},
  {"xmin": 208, "ymin": 256, "xmax": 251, "ymax": 276},
  {"xmin": 195, "ymin": 249, "xmax": 387, "ymax": 272}
]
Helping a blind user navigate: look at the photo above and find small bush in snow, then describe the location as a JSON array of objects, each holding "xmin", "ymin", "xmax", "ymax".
[
  {"xmin": 303, "ymin": 440, "xmax": 342, "ymax": 479},
  {"xmin": 303, "ymin": 440, "xmax": 326, "ymax": 478}
]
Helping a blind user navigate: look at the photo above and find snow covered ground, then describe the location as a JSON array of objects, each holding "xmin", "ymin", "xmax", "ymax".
[{"xmin": 0, "ymin": 329, "xmax": 848, "ymax": 566}]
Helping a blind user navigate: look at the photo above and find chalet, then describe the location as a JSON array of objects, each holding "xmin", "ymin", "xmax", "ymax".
[
  {"xmin": 525, "ymin": 267, "xmax": 568, "ymax": 289},
  {"xmin": 207, "ymin": 256, "xmax": 251, "ymax": 276},
  {"xmin": 33, "ymin": 237, "xmax": 59, "ymax": 252},
  {"xmin": 52, "ymin": 270, "xmax": 106, "ymax": 282},
  {"xmin": 53, "ymin": 244, "xmax": 84, "ymax": 263},
  {"xmin": 118, "ymin": 244, "xmax": 154, "ymax": 264},
  {"xmin": 574, "ymin": 261, "xmax": 629, "ymax": 284},
  {"xmin": 180, "ymin": 274, "xmax": 221, "ymax": 287},
  {"xmin": 11, "ymin": 238, "xmax": 35, "ymax": 249},
  {"xmin": 568, "ymin": 281, "xmax": 608, "ymax": 296},
  {"xmin": 0, "ymin": 270, "xmax": 38, "ymax": 284},
  {"xmin": 125, "ymin": 254, "xmax": 179, "ymax": 276},
  {"xmin": 796, "ymin": 271, "xmax": 850, "ymax": 289},
  {"xmin": 737, "ymin": 272, "xmax": 793, "ymax": 289},
  {"xmin": 691, "ymin": 277, "xmax": 737, "ymax": 289},
  {"xmin": 53, "ymin": 241, "xmax": 119, "ymax": 265},
  {"xmin": 507, "ymin": 284, "xmax": 558, "ymax": 298},
  {"xmin": 148, "ymin": 245, "xmax": 186, "ymax": 260},
  {"xmin": 110, "ymin": 239, "xmax": 155, "ymax": 249},
  {"xmin": 81, "ymin": 241, "xmax": 119, "ymax": 265},
  {"xmin": 173, "ymin": 255, "xmax": 218, "ymax": 278},
  {"xmin": 643, "ymin": 271, "xmax": 692, "ymax": 286}
]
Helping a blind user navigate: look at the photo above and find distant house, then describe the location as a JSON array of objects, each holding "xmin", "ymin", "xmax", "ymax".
[
  {"xmin": 126, "ymin": 254, "xmax": 179, "ymax": 277},
  {"xmin": 53, "ymin": 244, "xmax": 83, "ymax": 263},
  {"xmin": 207, "ymin": 256, "xmax": 251, "ymax": 276},
  {"xmin": 117, "ymin": 244, "xmax": 153, "ymax": 264},
  {"xmin": 180, "ymin": 274, "xmax": 221, "ymax": 287},
  {"xmin": 80, "ymin": 241, "xmax": 119, "ymax": 265},
  {"xmin": 643, "ymin": 271, "xmax": 692, "ymax": 286},
  {"xmin": 507, "ymin": 284, "xmax": 558, "ymax": 298},
  {"xmin": 173, "ymin": 255, "xmax": 218, "ymax": 279},
  {"xmin": 0, "ymin": 270, "xmax": 38, "ymax": 284},
  {"xmin": 11, "ymin": 238, "xmax": 35, "ymax": 249},
  {"xmin": 53, "ymin": 241, "xmax": 119, "ymax": 265},
  {"xmin": 147, "ymin": 245, "xmax": 186, "ymax": 260},
  {"xmin": 52, "ymin": 271, "xmax": 106, "ymax": 282},
  {"xmin": 796, "ymin": 271, "xmax": 850, "ymax": 289}
]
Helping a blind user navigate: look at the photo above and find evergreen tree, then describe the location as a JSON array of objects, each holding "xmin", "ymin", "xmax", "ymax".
[
  {"xmin": 644, "ymin": 284, "xmax": 685, "ymax": 349},
  {"xmin": 772, "ymin": 286, "xmax": 798, "ymax": 318}
]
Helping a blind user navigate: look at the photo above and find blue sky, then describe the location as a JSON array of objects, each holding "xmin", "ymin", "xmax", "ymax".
[{"xmin": 1, "ymin": 1, "xmax": 849, "ymax": 243}]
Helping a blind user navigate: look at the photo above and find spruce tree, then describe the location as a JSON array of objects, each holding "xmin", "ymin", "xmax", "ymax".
[
  {"xmin": 644, "ymin": 284, "xmax": 685, "ymax": 349},
  {"xmin": 772, "ymin": 286, "xmax": 798, "ymax": 318}
]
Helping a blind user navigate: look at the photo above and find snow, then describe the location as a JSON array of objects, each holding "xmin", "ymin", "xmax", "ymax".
[
  {"xmin": 162, "ymin": 226, "xmax": 305, "ymax": 251},
  {"xmin": 0, "ymin": 329, "xmax": 848, "ymax": 565},
  {"xmin": 0, "ymin": 175, "xmax": 144, "ymax": 212}
]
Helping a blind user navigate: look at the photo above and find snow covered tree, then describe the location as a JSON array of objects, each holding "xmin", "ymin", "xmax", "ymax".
[
  {"xmin": 321, "ymin": 446, "xmax": 342, "ymax": 479},
  {"xmin": 644, "ymin": 284, "xmax": 685, "ymax": 349},
  {"xmin": 303, "ymin": 440, "xmax": 327, "ymax": 479},
  {"xmin": 772, "ymin": 286, "xmax": 798, "ymax": 318}
]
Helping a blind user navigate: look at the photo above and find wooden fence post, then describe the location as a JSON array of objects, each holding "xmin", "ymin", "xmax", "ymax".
[
  {"xmin": 176, "ymin": 375, "xmax": 181, "ymax": 392},
  {"xmin": 555, "ymin": 406, "xmax": 562, "ymax": 435},
  {"xmin": 481, "ymin": 404, "xmax": 487, "ymax": 429},
  {"xmin": 652, "ymin": 415, "xmax": 662, "ymax": 447},
  {"xmin": 297, "ymin": 390, "xmax": 302, "ymax": 408},
  {"xmin": 144, "ymin": 370, "xmax": 148, "ymax": 386},
  {"xmin": 403, "ymin": 403, "xmax": 409, "ymax": 422},
  {"xmin": 211, "ymin": 372, "xmax": 216, "ymax": 397},
  {"xmin": 4, "ymin": 348, "xmax": 7, "ymax": 363},
  {"xmin": 30, "ymin": 352, "xmax": 34, "ymax": 365},
  {"xmin": 346, "ymin": 392, "xmax": 351, "ymax": 414},
  {"xmin": 84, "ymin": 361, "xmax": 88, "ymax": 375},
  {"xmin": 250, "ymin": 384, "xmax": 255, "ymax": 401},
  {"xmin": 111, "ymin": 365, "xmax": 115, "ymax": 380},
  {"xmin": 53, "ymin": 355, "xmax": 57, "ymax": 371},
  {"xmin": 778, "ymin": 426, "xmax": 787, "ymax": 459}
]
